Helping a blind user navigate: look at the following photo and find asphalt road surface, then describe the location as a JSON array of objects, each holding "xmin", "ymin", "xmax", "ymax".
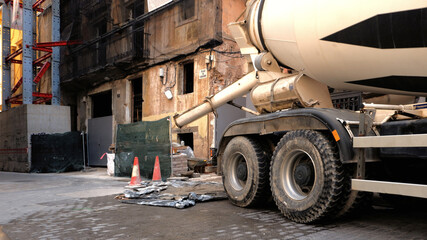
[{"xmin": 1, "ymin": 169, "xmax": 427, "ymax": 240}]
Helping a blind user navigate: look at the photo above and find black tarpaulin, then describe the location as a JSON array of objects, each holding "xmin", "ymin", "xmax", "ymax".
[{"xmin": 30, "ymin": 132, "xmax": 84, "ymax": 173}]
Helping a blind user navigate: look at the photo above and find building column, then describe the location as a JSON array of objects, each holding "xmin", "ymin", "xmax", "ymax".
[
  {"xmin": 2, "ymin": 2, "xmax": 11, "ymax": 110},
  {"xmin": 51, "ymin": 0, "xmax": 60, "ymax": 105},
  {"xmin": 22, "ymin": 0, "xmax": 34, "ymax": 104}
]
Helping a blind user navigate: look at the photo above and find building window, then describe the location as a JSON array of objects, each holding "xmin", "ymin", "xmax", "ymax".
[
  {"xmin": 127, "ymin": 1, "xmax": 146, "ymax": 59},
  {"xmin": 181, "ymin": 0, "xmax": 195, "ymax": 21},
  {"xmin": 182, "ymin": 61, "xmax": 194, "ymax": 94},
  {"xmin": 95, "ymin": 21, "xmax": 107, "ymax": 66},
  {"xmin": 91, "ymin": 90, "xmax": 112, "ymax": 118},
  {"xmin": 131, "ymin": 78, "xmax": 143, "ymax": 122},
  {"xmin": 178, "ymin": 133, "xmax": 194, "ymax": 150}
]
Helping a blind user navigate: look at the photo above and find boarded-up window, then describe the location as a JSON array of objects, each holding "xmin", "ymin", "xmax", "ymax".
[{"xmin": 181, "ymin": 0, "xmax": 195, "ymax": 21}]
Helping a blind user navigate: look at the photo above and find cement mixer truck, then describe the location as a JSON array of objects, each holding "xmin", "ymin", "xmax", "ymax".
[{"xmin": 174, "ymin": 0, "xmax": 427, "ymax": 223}]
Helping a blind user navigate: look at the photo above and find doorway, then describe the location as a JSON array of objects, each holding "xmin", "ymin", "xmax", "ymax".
[
  {"xmin": 88, "ymin": 90, "xmax": 113, "ymax": 166},
  {"xmin": 131, "ymin": 78, "xmax": 143, "ymax": 122}
]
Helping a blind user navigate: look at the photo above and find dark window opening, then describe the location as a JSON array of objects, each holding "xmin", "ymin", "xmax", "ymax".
[
  {"xmin": 132, "ymin": 78, "xmax": 143, "ymax": 122},
  {"xmin": 95, "ymin": 21, "xmax": 107, "ymax": 66},
  {"xmin": 183, "ymin": 61, "xmax": 194, "ymax": 94},
  {"xmin": 70, "ymin": 104, "xmax": 78, "ymax": 131},
  {"xmin": 92, "ymin": 90, "xmax": 112, "ymax": 118},
  {"xmin": 181, "ymin": 0, "xmax": 195, "ymax": 21},
  {"xmin": 178, "ymin": 133, "xmax": 194, "ymax": 150},
  {"xmin": 127, "ymin": 1, "xmax": 145, "ymax": 59}
]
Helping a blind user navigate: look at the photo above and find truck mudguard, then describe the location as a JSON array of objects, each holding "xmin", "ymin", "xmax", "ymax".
[{"xmin": 218, "ymin": 108, "xmax": 361, "ymax": 164}]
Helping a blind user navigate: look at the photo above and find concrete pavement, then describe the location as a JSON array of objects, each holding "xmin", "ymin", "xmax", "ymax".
[
  {"xmin": 1, "ymin": 169, "xmax": 427, "ymax": 240},
  {"xmin": 0, "ymin": 168, "xmax": 126, "ymax": 225}
]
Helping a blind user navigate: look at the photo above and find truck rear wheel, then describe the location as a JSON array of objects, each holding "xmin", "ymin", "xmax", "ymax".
[
  {"xmin": 222, "ymin": 136, "xmax": 270, "ymax": 207},
  {"xmin": 336, "ymin": 164, "xmax": 373, "ymax": 218},
  {"xmin": 270, "ymin": 130, "xmax": 346, "ymax": 223}
]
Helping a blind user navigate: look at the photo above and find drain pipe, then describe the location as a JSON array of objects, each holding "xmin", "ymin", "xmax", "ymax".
[{"xmin": 81, "ymin": 131, "xmax": 86, "ymax": 171}]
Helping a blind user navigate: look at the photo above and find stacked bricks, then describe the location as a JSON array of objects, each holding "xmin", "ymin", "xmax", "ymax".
[{"xmin": 172, "ymin": 154, "xmax": 188, "ymax": 175}]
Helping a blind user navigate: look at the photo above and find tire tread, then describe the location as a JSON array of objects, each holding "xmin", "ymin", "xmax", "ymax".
[{"xmin": 270, "ymin": 130, "xmax": 346, "ymax": 223}]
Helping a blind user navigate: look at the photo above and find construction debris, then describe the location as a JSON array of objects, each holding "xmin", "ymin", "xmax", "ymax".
[{"xmin": 116, "ymin": 178, "xmax": 227, "ymax": 209}]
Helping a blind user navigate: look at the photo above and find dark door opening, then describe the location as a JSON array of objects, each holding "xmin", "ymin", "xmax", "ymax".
[
  {"xmin": 132, "ymin": 78, "xmax": 143, "ymax": 122},
  {"xmin": 183, "ymin": 62, "xmax": 194, "ymax": 94},
  {"xmin": 91, "ymin": 90, "xmax": 112, "ymax": 118},
  {"xmin": 178, "ymin": 133, "xmax": 194, "ymax": 150}
]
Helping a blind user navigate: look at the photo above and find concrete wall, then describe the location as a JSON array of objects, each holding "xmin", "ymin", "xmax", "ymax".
[
  {"xmin": 0, "ymin": 105, "xmax": 70, "ymax": 172},
  {"xmin": 0, "ymin": 106, "xmax": 28, "ymax": 172}
]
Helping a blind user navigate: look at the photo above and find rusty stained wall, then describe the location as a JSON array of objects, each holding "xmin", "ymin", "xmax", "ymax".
[
  {"xmin": 141, "ymin": 54, "xmax": 212, "ymax": 158},
  {"xmin": 144, "ymin": 0, "xmax": 222, "ymax": 65},
  {"xmin": 136, "ymin": 0, "xmax": 248, "ymax": 159},
  {"xmin": 222, "ymin": 0, "xmax": 246, "ymax": 37},
  {"xmin": 107, "ymin": 0, "xmax": 133, "ymax": 62},
  {"xmin": 140, "ymin": 46, "xmax": 247, "ymax": 159},
  {"xmin": 74, "ymin": 0, "xmax": 248, "ymax": 160}
]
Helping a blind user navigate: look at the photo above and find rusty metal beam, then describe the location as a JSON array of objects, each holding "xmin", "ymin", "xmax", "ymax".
[
  {"xmin": 33, "ymin": 47, "xmax": 53, "ymax": 53},
  {"xmin": 5, "ymin": 47, "xmax": 52, "ymax": 65},
  {"xmin": 33, "ymin": 62, "xmax": 51, "ymax": 84},
  {"xmin": 6, "ymin": 92, "xmax": 52, "ymax": 105},
  {"xmin": 35, "ymin": 40, "xmax": 81, "ymax": 48},
  {"xmin": 5, "ymin": 48, "xmax": 23, "ymax": 62},
  {"xmin": 32, "ymin": 92, "xmax": 52, "ymax": 98},
  {"xmin": 33, "ymin": 98, "xmax": 51, "ymax": 104},
  {"xmin": 34, "ymin": 53, "xmax": 52, "ymax": 65},
  {"xmin": 11, "ymin": 78, "xmax": 23, "ymax": 94},
  {"xmin": 5, "ymin": 94, "xmax": 23, "ymax": 104},
  {"xmin": 32, "ymin": 0, "xmax": 47, "ymax": 10}
]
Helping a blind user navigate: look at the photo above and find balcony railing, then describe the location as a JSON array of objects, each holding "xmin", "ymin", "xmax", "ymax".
[{"xmin": 60, "ymin": 29, "xmax": 150, "ymax": 81}]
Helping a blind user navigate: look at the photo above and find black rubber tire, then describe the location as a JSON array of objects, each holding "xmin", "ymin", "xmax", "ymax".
[
  {"xmin": 336, "ymin": 165, "xmax": 373, "ymax": 218},
  {"xmin": 222, "ymin": 136, "xmax": 271, "ymax": 207},
  {"xmin": 270, "ymin": 130, "xmax": 346, "ymax": 223},
  {"xmin": 337, "ymin": 189, "xmax": 372, "ymax": 218}
]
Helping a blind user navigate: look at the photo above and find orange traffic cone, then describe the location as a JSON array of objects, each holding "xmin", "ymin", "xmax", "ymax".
[
  {"xmin": 152, "ymin": 156, "xmax": 162, "ymax": 181},
  {"xmin": 128, "ymin": 157, "xmax": 142, "ymax": 187}
]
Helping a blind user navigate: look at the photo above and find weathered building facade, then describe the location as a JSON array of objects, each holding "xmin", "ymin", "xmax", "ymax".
[{"xmin": 61, "ymin": 0, "xmax": 247, "ymax": 162}]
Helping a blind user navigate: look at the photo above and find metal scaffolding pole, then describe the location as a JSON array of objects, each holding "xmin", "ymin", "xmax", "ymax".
[
  {"xmin": 2, "ymin": 0, "xmax": 64, "ymax": 107},
  {"xmin": 2, "ymin": 3, "xmax": 11, "ymax": 110},
  {"xmin": 22, "ymin": 0, "xmax": 34, "ymax": 104},
  {"xmin": 51, "ymin": 0, "xmax": 60, "ymax": 105}
]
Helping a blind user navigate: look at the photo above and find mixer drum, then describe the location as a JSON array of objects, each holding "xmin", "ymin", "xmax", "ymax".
[{"xmin": 247, "ymin": 0, "xmax": 427, "ymax": 96}]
